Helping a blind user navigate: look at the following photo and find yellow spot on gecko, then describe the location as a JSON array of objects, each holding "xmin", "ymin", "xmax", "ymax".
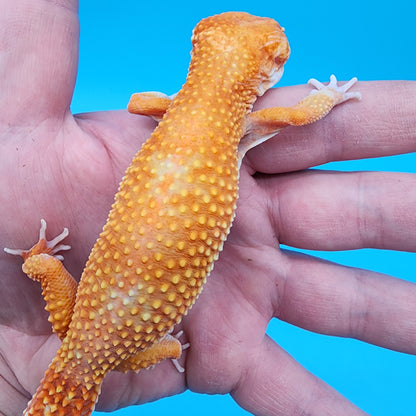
[{"xmin": 142, "ymin": 312, "xmax": 151, "ymax": 322}]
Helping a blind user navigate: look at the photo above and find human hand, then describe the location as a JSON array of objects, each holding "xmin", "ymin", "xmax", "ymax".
[{"xmin": 1, "ymin": 1, "xmax": 415, "ymax": 415}]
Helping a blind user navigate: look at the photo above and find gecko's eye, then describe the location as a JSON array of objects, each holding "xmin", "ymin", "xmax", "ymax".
[
  {"xmin": 274, "ymin": 41, "xmax": 290, "ymax": 67},
  {"xmin": 274, "ymin": 51, "xmax": 287, "ymax": 67}
]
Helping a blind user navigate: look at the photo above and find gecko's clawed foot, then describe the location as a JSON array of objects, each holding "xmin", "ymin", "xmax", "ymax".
[
  {"xmin": 4, "ymin": 219, "xmax": 71, "ymax": 261},
  {"xmin": 39, "ymin": 219, "xmax": 71, "ymax": 260},
  {"xmin": 170, "ymin": 330, "xmax": 190, "ymax": 373},
  {"xmin": 308, "ymin": 74, "xmax": 362, "ymax": 103}
]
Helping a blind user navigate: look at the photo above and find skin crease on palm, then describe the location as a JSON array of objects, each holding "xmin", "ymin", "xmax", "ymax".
[{"xmin": 0, "ymin": 1, "xmax": 415, "ymax": 416}]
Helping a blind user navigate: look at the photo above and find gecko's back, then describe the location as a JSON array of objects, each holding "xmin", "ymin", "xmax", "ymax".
[
  {"xmin": 71, "ymin": 10, "xmax": 289, "ymax": 359},
  {"xmin": 22, "ymin": 12, "xmax": 290, "ymax": 416}
]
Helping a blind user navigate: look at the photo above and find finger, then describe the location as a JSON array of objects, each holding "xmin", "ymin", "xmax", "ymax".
[
  {"xmin": 276, "ymin": 249, "xmax": 416, "ymax": 355},
  {"xmin": 232, "ymin": 335, "xmax": 367, "ymax": 416},
  {"xmin": 0, "ymin": 0, "xmax": 79, "ymax": 125},
  {"xmin": 246, "ymin": 81, "xmax": 416, "ymax": 173},
  {"xmin": 259, "ymin": 170, "xmax": 416, "ymax": 252}
]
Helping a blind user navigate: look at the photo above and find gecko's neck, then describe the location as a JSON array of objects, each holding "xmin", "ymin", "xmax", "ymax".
[{"xmin": 152, "ymin": 78, "xmax": 255, "ymax": 153}]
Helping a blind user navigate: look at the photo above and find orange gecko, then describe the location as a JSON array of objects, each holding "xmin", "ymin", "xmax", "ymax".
[{"xmin": 5, "ymin": 11, "xmax": 361, "ymax": 416}]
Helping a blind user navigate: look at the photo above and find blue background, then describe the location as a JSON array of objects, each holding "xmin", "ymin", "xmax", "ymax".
[{"xmin": 71, "ymin": 1, "xmax": 416, "ymax": 415}]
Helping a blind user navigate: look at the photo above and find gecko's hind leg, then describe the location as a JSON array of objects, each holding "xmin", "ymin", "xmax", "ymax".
[
  {"xmin": 4, "ymin": 219, "xmax": 77, "ymax": 339},
  {"xmin": 170, "ymin": 330, "xmax": 190, "ymax": 373},
  {"xmin": 115, "ymin": 334, "xmax": 184, "ymax": 373}
]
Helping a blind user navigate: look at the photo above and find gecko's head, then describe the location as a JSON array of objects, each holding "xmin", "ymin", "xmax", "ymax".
[{"xmin": 190, "ymin": 12, "xmax": 290, "ymax": 97}]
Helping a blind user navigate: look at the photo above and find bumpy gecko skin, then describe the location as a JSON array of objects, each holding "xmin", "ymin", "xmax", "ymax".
[{"xmin": 5, "ymin": 12, "xmax": 360, "ymax": 416}]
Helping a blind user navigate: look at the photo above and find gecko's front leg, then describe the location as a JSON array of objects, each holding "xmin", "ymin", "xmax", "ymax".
[
  {"xmin": 238, "ymin": 75, "xmax": 361, "ymax": 163},
  {"xmin": 127, "ymin": 91, "xmax": 172, "ymax": 121}
]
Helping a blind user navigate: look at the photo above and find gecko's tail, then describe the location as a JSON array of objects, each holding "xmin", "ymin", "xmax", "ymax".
[{"xmin": 23, "ymin": 356, "xmax": 102, "ymax": 416}]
